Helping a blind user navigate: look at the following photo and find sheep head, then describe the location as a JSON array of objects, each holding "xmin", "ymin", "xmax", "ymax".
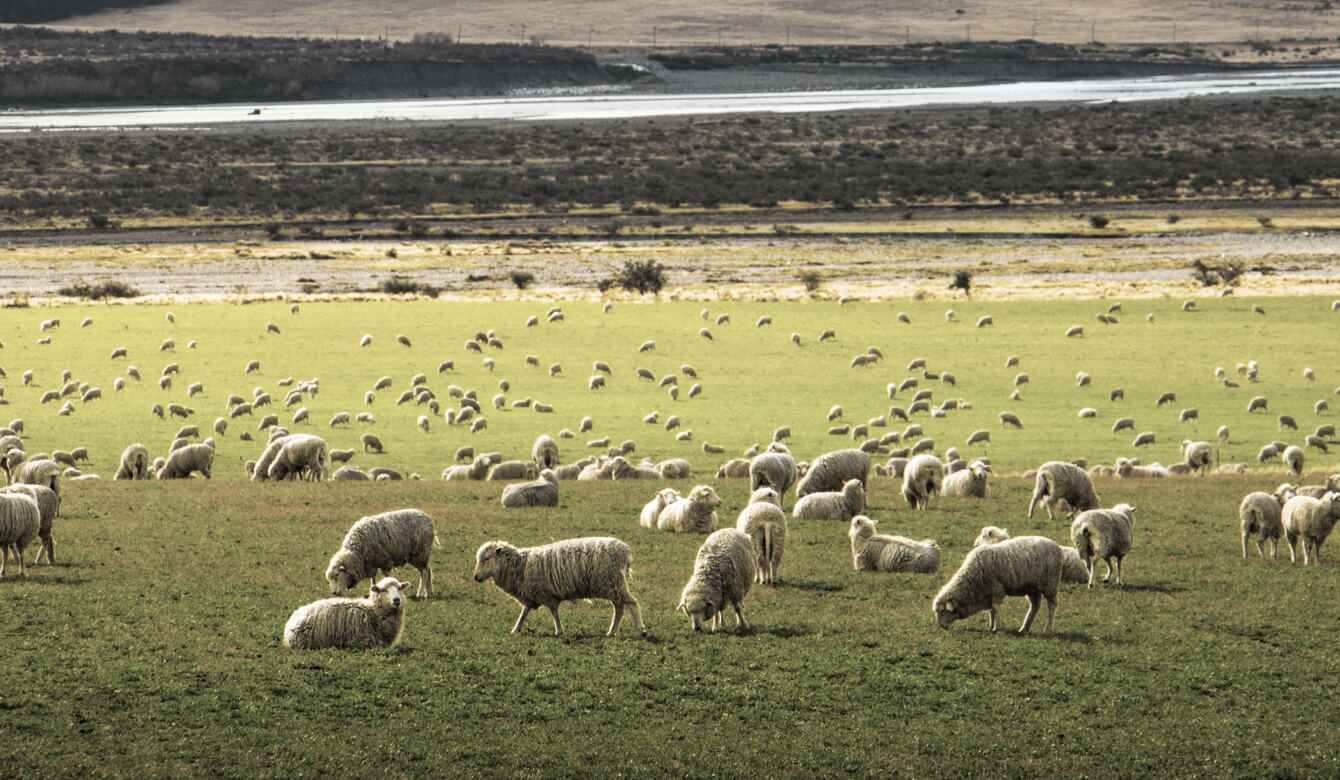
[
  {"xmin": 370, "ymin": 577, "xmax": 410, "ymax": 610},
  {"xmin": 472, "ymin": 541, "xmax": 517, "ymax": 583},
  {"xmin": 326, "ymin": 549, "xmax": 363, "ymax": 595}
]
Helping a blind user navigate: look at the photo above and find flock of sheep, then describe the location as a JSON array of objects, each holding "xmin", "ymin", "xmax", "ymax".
[{"xmin": 2, "ymin": 297, "xmax": 1339, "ymax": 644}]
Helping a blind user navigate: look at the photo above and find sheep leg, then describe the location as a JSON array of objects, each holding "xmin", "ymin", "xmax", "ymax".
[
  {"xmin": 0, "ymin": 544, "xmax": 7, "ymax": 577},
  {"xmin": 1101, "ymin": 559, "xmax": 1114, "ymax": 583},
  {"xmin": 546, "ymin": 605, "xmax": 564, "ymax": 636},
  {"xmin": 624, "ymin": 600, "xmax": 646, "ymax": 635},
  {"xmin": 1018, "ymin": 593, "xmax": 1041, "ymax": 634},
  {"xmin": 1242, "ymin": 532, "xmax": 1249, "ymax": 559},
  {"xmin": 1114, "ymin": 557, "xmax": 1123, "ymax": 586},
  {"xmin": 607, "ymin": 603, "xmax": 624, "ymax": 636},
  {"xmin": 1303, "ymin": 541, "xmax": 1314, "ymax": 566},
  {"xmin": 511, "ymin": 605, "xmax": 533, "ymax": 634},
  {"xmin": 987, "ymin": 606, "xmax": 999, "ymax": 632},
  {"xmin": 1042, "ymin": 593, "xmax": 1057, "ymax": 634},
  {"xmin": 1286, "ymin": 534, "xmax": 1298, "ymax": 563},
  {"xmin": 1268, "ymin": 538, "xmax": 1277, "ymax": 559},
  {"xmin": 416, "ymin": 565, "xmax": 432, "ymax": 598},
  {"xmin": 1085, "ymin": 560, "xmax": 1096, "ymax": 589},
  {"xmin": 732, "ymin": 602, "xmax": 749, "ymax": 632}
]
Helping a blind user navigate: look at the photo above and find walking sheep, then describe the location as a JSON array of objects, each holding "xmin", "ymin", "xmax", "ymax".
[
  {"xmin": 327, "ymin": 508, "xmax": 438, "ymax": 598},
  {"xmin": 1027, "ymin": 461, "xmax": 1099, "ymax": 520},
  {"xmin": 795, "ymin": 449, "xmax": 870, "ymax": 498},
  {"xmin": 678, "ymin": 528, "xmax": 755, "ymax": 632},
  {"xmin": 793, "ymin": 478, "xmax": 865, "ymax": 522},
  {"xmin": 473, "ymin": 536, "xmax": 645, "ymax": 637},
  {"xmin": 0, "ymin": 491, "xmax": 40, "ymax": 578},
  {"xmin": 1240, "ymin": 491, "xmax": 1285, "ymax": 559},
  {"xmin": 501, "ymin": 470, "xmax": 559, "ymax": 508},
  {"xmin": 901, "ymin": 453, "xmax": 944, "ymax": 510},
  {"xmin": 849, "ymin": 515, "xmax": 940, "ymax": 573},
  {"xmin": 933, "ymin": 536, "xmax": 1063, "ymax": 633},
  {"xmin": 1281, "ymin": 493, "xmax": 1340, "ymax": 565},
  {"xmin": 657, "ymin": 485, "xmax": 722, "ymax": 533},
  {"xmin": 737, "ymin": 488, "xmax": 787, "ymax": 585},
  {"xmin": 114, "ymin": 443, "xmax": 152, "ymax": 480},
  {"xmin": 1070, "ymin": 504, "xmax": 1136, "ymax": 587},
  {"xmin": 282, "ymin": 577, "xmax": 411, "ymax": 650}
]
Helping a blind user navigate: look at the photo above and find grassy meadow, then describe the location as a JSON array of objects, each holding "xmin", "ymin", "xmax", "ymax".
[{"xmin": 1, "ymin": 294, "xmax": 1339, "ymax": 776}]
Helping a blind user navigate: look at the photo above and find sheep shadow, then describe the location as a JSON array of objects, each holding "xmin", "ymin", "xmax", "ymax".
[
  {"xmin": 1101, "ymin": 581, "xmax": 1186, "ymax": 595},
  {"xmin": 776, "ymin": 579, "xmax": 845, "ymax": 593}
]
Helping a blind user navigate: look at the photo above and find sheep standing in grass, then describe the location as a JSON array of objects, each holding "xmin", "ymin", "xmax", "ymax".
[
  {"xmin": 849, "ymin": 515, "xmax": 939, "ymax": 573},
  {"xmin": 1239, "ymin": 491, "xmax": 1285, "ymax": 559},
  {"xmin": 501, "ymin": 470, "xmax": 559, "ymax": 508},
  {"xmin": 1027, "ymin": 461, "xmax": 1099, "ymax": 520},
  {"xmin": 749, "ymin": 451, "xmax": 798, "ymax": 497},
  {"xmin": 795, "ymin": 449, "xmax": 870, "ymax": 498},
  {"xmin": 1281, "ymin": 493, "xmax": 1340, "ymax": 565},
  {"xmin": 1283, "ymin": 445, "xmax": 1305, "ymax": 476},
  {"xmin": 114, "ymin": 443, "xmax": 151, "ymax": 480},
  {"xmin": 473, "ymin": 536, "xmax": 644, "ymax": 637},
  {"xmin": 678, "ymin": 528, "xmax": 755, "ymax": 631},
  {"xmin": 942, "ymin": 460, "xmax": 991, "ymax": 498},
  {"xmin": 327, "ymin": 508, "xmax": 438, "ymax": 597},
  {"xmin": 737, "ymin": 487, "xmax": 786, "ymax": 585},
  {"xmin": 657, "ymin": 485, "xmax": 722, "ymax": 533},
  {"xmin": 901, "ymin": 454, "xmax": 944, "ymax": 510},
  {"xmin": 157, "ymin": 442, "xmax": 215, "ymax": 479},
  {"xmin": 13, "ymin": 459, "xmax": 61, "ymax": 494},
  {"xmin": 1, "ymin": 483, "xmax": 58, "ymax": 564},
  {"xmin": 793, "ymin": 478, "xmax": 865, "ymax": 522},
  {"xmin": 933, "ymin": 536, "xmax": 1063, "ymax": 633},
  {"xmin": 0, "ymin": 491, "xmax": 40, "ymax": 578},
  {"xmin": 1180, "ymin": 440, "xmax": 1213, "ymax": 475},
  {"xmin": 283, "ymin": 577, "xmax": 410, "ymax": 650},
  {"xmin": 531, "ymin": 434, "xmax": 560, "ymax": 470},
  {"xmin": 972, "ymin": 526, "xmax": 1088, "ymax": 583},
  {"xmin": 1070, "ymin": 504, "xmax": 1136, "ymax": 587}
]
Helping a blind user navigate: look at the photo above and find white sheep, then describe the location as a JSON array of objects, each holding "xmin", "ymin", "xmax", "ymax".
[
  {"xmin": 971, "ymin": 526, "xmax": 1087, "ymax": 583},
  {"xmin": 1239, "ymin": 491, "xmax": 1285, "ymax": 559},
  {"xmin": 657, "ymin": 485, "xmax": 722, "ymax": 533},
  {"xmin": 849, "ymin": 515, "xmax": 939, "ymax": 574},
  {"xmin": 1180, "ymin": 440, "xmax": 1213, "ymax": 475},
  {"xmin": 678, "ymin": 528, "xmax": 755, "ymax": 632},
  {"xmin": 532, "ymin": 434, "xmax": 560, "ymax": 470},
  {"xmin": 114, "ymin": 443, "xmax": 152, "ymax": 480},
  {"xmin": 487, "ymin": 461, "xmax": 540, "ymax": 481},
  {"xmin": 736, "ymin": 487, "xmax": 787, "ymax": 585},
  {"xmin": 901, "ymin": 454, "xmax": 944, "ymax": 510},
  {"xmin": 473, "ymin": 537, "xmax": 644, "ymax": 637},
  {"xmin": 1027, "ymin": 461, "xmax": 1100, "ymax": 520},
  {"xmin": 749, "ymin": 451, "xmax": 798, "ymax": 496},
  {"xmin": 501, "ymin": 470, "xmax": 559, "ymax": 508},
  {"xmin": 327, "ymin": 508, "xmax": 438, "ymax": 597},
  {"xmin": 1283, "ymin": 445, "xmax": 1304, "ymax": 476},
  {"xmin": 13, "ymin": 459, "xmax": 61, "ymax": 495},
  {"xmin": 942, "ymin": 460, "xmax": 991, "ymax": 498},
  {"xmin": 793, "ymin": 478, "xmax": 865, "ymax": 522},
  {"xmin": 1070, "ymin": 504, "xmax": 1136, "ymax": 587},
  {"xmin": 0, "ymin": 491, "xmax": 40, "ymax": 578},
  {"xmin": 282, "ymin": 577, "xmax": 411, "ymax": 650},
  {"xmin": 1115, "ymin": 457, "xmax": 1168, "ymax": 479},
  {"xmin": 157, "ymin": 443, "xmax": 215, "ymax": 479},
  {"xmin": 640, "ymin": 487, "xmax": 682, "ymax": 528},
  {"xmin": 1281, "ymin": 493, "xmax": 1340, "ymax": 565},
  {"xmin": 795, "ymin": 449, "xmax": 870, "ymax": 498},
  {"xmin": 933, "ymin": 536, "xmax": 1063, "ymax": 633}
]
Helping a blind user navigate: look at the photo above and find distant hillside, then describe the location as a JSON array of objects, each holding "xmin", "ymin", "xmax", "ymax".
[{"xmin": 0, "ymin": 0, "xmax": 170, "ymax": 24}]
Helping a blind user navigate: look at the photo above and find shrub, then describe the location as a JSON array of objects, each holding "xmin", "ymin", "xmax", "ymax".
[
  {"xmin": 1089, "ymin": 215, "xmax": 1110, "ymax": 229},
  {"xmin": 509, "ymin": 270, "xmax": 535, "ymax": 290},
  {"xmin": 56, "ymin": 280, "xmax": 141, "ymax": 300},
  {"xmin": 605, "ymin": 259, "xmax": 666, "ymax": 295},
  {"xmin": 380, "ymin": 275, "xmax": 440, "ymax": 298},
  {"xmin": 949, "ymin": 270, "xmax": 973, "ymax": 297},
  {"xmin": 799, "ymin": 271, "xmax": 823, "ymax": 294},
  {"xmin": 1190, "ymin": 259, "xmax": 1244, "ymax": 287}
]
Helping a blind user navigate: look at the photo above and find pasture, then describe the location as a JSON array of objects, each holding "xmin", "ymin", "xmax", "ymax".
[{"xmin": 1, "ymin": 294, "xmax": 1338, "ymax": 776}]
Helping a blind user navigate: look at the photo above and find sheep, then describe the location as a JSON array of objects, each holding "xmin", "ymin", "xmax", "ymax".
[
  {"xmin": 322, "ymin": 508, "xmax": 438, "ymax": 600},
  {"xmin": 933, "ymin": 536, "xmax": 1063, "ymax": 633},
  {"xmin": 656, "ymin": 458, "xmax": 692, "ymax": 479},
  {"xmin": 640, "ymin": 488, "xmax": 683, "ymax": 528},
  {"xmin": 1281, "ymin": 493, "xmax": 1340, "ymax": 565},
  {"xmin": 157, "ymin": 443, "xmax": 215, "ymax": 479},
  {"xmin": 749, "ymin": 452, "xmax": 798, "ymax": 497},
  {"xmin": 501, "ymin": 470, "xmax": 559, "ymax": 508},
  {"xmin": 773, "ymin": 426, "xmax": 791, "ymax": 442},
  {"xmin": 1318, "ymin": 401, "xmax": 1331, "ymax": 415},
  {"xmin": 971, "ymin": 526, "xmax": 1089, "ymax": 584},
  {"xmin": 736, "ymin": 489, "xmax": 786, "ymax": 585},
  {"xmin": 1115, "ymin": 457, "xmax": 1168, "ymax": 479},
  {"xmin": 473, "ymin": 537, "xmax": 644, "ymax": 636},
  {"xmin": 1280, "ymin": 415, "xmax": 1299, "ymax": 431},
  {"xmin": 1283, "ymin": 445, "xmax": 1305, "ymax": 476},
  {"xmin": 442, "ymin": 454, "xmax": 496, "ymax": 481},
  {"xmin": 487, "ymin": 461, "xmax": 540, "ymax": 481},
  {"xmin": 1181, "ymin": 440, "xmax": 1213, "ymax": 475},
  {"xmin": 795, "ymin": 449, "xmax": 870, "ymax": 498},
  {"xmin": 361, "ymin": 433, "xmax": 384, "ymax": 454},
  {"xmin": 793, "ymin": 478, "xmax": 865, "ymax": 522},
  {"xmin": 167, "ymin": 403, "xmax": 193, "ymax": 419},
  {"xmin": 12, "ymin": 459, "xmax": 61, "ymax": 495},
  {"xmin": 114, "ymin": 443, "xmax": 151, "ymax": 480},
  {"xmin": 849, "ymin": 515, "xmax": 940, "ymax": 574},
  {"xmin": 1132, "ymin": 431, "xmax": 1157, "ymax": 448},
  {"xmin": 999, "ymin": 412, "xmax": 1023, "ymax": 428},
  {"xmin": 1240, "ymin": 491, "xmax": 1285, "ymax": 559},
  {"xmin": 678, "ymin": 528, "xmax": 755, "ymax": 632},
  {"xmin": 259, "ymin": 434, "xmax": 328, "ymax": 481},
  {"xmin": 637, "ymin": 340, "xmax": 656, "ymax": 353},
  {"xmin": 1111, "ymin": 417, "xmax": 1136, "ymax": 434},
  {"xmin": 1078, "ymin": 408, "xmax": 1097, "ymax": 419},
  {"xmin": 1027, "ymin": 461, "xmax": 1099, "ymax": 520},
  {"xmin": 0, "ymin": 491, "xmax": 41, "ymax": 578},
  {"xmin": 716, "ymin": 458, "xmax": 751, "ymax": 478},
  {"xmin": 657, "ymin": 485, "xmax": 722, "ymax": 533},
  {"xmin": 1070, "ymin": 504, "xmax": 1136, "ymax": 587},
  {"xmin": 1065, "ymin": 325, "xmax": 1083, "ymax": 338},
  {"xmin": 282, "ymin": 577, "xmax": 411, "ymax": 650},
  {"xmin": 942, "ymin": 460, "xmax": 991, "ymax": 498},
  {"xmin": 899, "ymin": 453, "xmax": 944, "ymax": 510},
  {"xmin": 1248, "ymin": 396, "xmax": 1269, "ymax": 413},
  {"xmin": 1, "ymin": 484, "xmax": 58, "ymax": 565}
]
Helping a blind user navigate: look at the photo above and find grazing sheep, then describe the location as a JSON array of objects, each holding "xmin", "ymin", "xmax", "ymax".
[
  {"xmin": 942, "ymin": 460, "xmax": 991, "ymax": 498},
  {"xmin": 749, "ymin": 452, "xmax": 798, "ymax": 497},
  {"xmin": 1180, "ymin": 440, "xmax": 1213, "ymax": 475},
  {"xmin": 1027, "ymin": 462, "xmax": 1099, "ymax": 520},
  {"xmin": 114, "ymin": 443, "xmax": 152, "ymax": 480},
  {"xmin": 1132, "ymin": 431, "xmax": 1157, "ymax": 448},
  {"xmin": 1240, "ymin": 491, "xmax": 1285, "ymax": 559},
  {"xmin": 793, "ymin": 478, "xmax": 866, "ymax": 522},
  {"xmin": 737, "ymin": 489, "xmax": 787, "ymax": 585},
  {"xmin": 1281, "ymin": 493, "xmax": 1340, "ymax": 565},
  {"xmin": 1248, "ymin": 396, "xmax": 1269, "ymax": 413},
  {"xmin": 1279, "ymin": 415, "xmax": 1299, "ymax": 431},
  {"xmin": 795, "ymin": 449, "xmax": 870, "ymax": 498},
  {"xmin": 678, "ymin": 528, "xmax": 755, "ymax": 632},
  {"xmin": 157, "ymin": 443, "xmax": 215, "ymax": 479},
  {"xmin": 1000, "ymin": 412, "xmax": 1023, "ymax": 428},
  {"xmin": 324, "ymin": 509, "xmax": 437, "ymax": 600},
  {"xmin": 1065, "ymin": 325, "xmax": 1083, "ymax": 338},
  {"xmin": 0, "ymin": 491, "xmax": 41, "ymax": 578},
  {"xmin": 638, "ymin": 340, "xmax": 655, "ymax": 353},
  {"xmin": 282, "ymin": 577, "xmax": 410, "ymax": 650},
  {"xmin": 1283, "ymin": 445, "xmax": 1305, "ymax": 476},
  {"xmin": 361, "ymin": 433, "xmax": 384, "ymax": 454},
  {"xmin": 849, "ymin": 515, "xmax": 940, "ymax": 574},
  {"xmin": 640, "ymin": 488, "xmax": 683, "ymax": 528},
  {"xmin": 13, "ymin": 459, "xmax": 61, "ymax": 494},
  {"xmin": 501, "ymin": 470, "xmax": 559, "ymax": 508},
  {"xmin": 933, "ymin": 536, "xmax": 1063, "ymax": 633},
  {"xmin": 657, "ymin": 485, "xmax": 722, "ymax": 533},
  {"xmin": 901, "ymin": 453, "xmax": 944, "ymax": 510},
  {"xmin": 474, "ymin": 537, "xmax": 644, "ymax": 637},
  {"xmin": 257, "ymin": 434, "xmax": 328, "ymax": 481},
  {"xmin": 1070, "ymin": 504, "xmax": 1136, "ymax": 587},
  {"xmin": 971, "ymin": 526, "xmax": 1088, "ymax": 584}
]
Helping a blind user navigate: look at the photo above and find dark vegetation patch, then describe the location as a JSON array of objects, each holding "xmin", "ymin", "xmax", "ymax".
[
  {"xmin": 0, "ymin": 0, "xmax": 170, "ymax": 24},
  {"xmin": 54, "ymin": 279, "xmax": 141, "ymax": 299}
]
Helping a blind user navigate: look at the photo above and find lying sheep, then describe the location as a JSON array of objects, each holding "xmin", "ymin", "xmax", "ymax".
[
  {"xmin": 849, "ymin": 515, "xmax": 939, "ymax": 573},
  {"xmin": 114, "ymin": 443, "xmax": 152, "ymax": 480},
  {"xmin": 1281, "ymin": 493, "xmax": 1340, "ymax": 565},
  {"xmin": 678, "ymin": 528, "xmax": 755, "ymax": 632},
  {"xmin": 157, "ymin": 443, "xmax": 215, "ymax": 479},
  {"xmin": 474, "ymin": 536, "xmax": 644, "ymax": 637},
  {"xmin": 1070, "ymin": 504, "xmax": 1136, "ymax": 587},
  {"xmin": 901, "ymin": 454, "xmax": 944, "ymax": 510},
  {"xmin": 1027, "ymin": 461, "xmax": 1099, "ymax": 520},
  {"xmin": 736, "ymin": 487, "xmax": 787, "ymax": 585},
  {"xmin": 331, "ymin": 467, "xmax": 370, "ymax": 481},
  {"xmin": 656, "ymin": 458, "xmax": 692, "ymax": 479},
  {"xmin": 795, "ymin": 449, "xmax": 870, "ymax": 498},
  {"xmin": 327, "ymin": 508, "xmax": 438, "ymax": 598},
  {"xmin": 442, "ymin": 454, "xmax": 496, "ymax": 481},
  {"xmin": 487, "ymin": 460, "xmax": 540, "ymax": 481},
  {"xmin": 657, "ymin": 485, "xmax": 722, "ymax": 533},
  {"xmin": 501, "ymin": 470, "xmax": 559, "ymax": 508},
  {"xmin": 640, "ymin": 488, "xmax": 682, "ymax": 528},
  {"xmin": 1115, "ymin": 457, "xmax": 1168, "ymax": 479},
  {"xmin": 749, "ymin": 451, "xmax": 798, "ymax": 497},
  {"xmin": 0, "ymin": 491, "xmax": 40, "ymax": 578},
  {"xmin": 933, "ymin": 536, "xmax": 1063, "ymax": 633},
  {"xmin": 1240, "ymin": 491, "xmax": 1285, "ymax": 559},
  {"xmin": 283, "ymin": 577, "xmax": 411, "ymax": 650},
  {"xmin": 716, "ymin": 458, "xmax": 751, "ymax": 478},
  {"xmin": 793, "ymin": 478, "xmax": 865, "ymax": 522},
  {"xmin": 942, "ymin": 460, "xmax": 990, "ymax": 498}
]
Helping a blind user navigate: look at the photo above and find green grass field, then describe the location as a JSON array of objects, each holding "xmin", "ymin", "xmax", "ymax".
[{"xmin": 1, "ymin": 295, "xmax": 1338, "ymax": 776}]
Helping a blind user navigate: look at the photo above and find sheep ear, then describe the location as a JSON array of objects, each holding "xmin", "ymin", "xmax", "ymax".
[
  {"xmin": 945, "ymin": 600, "xmax": 954, "ymax": 612},
  {"xmin": 337, "ymin": 564, "xmax": 346, "ymax": 572},
  {"xmin": 398, "ymin": 580, "xmax": 410, "ymax": 590},
  {"xmin": 370, "ymin": 583, "xmax": 381, "ymax": 593}
]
